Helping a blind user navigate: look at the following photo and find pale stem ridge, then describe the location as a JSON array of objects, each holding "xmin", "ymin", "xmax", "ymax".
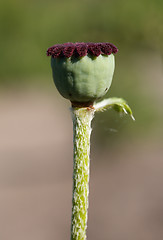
[{"xmin": 71, "ymin": 107, "xmax": 95, "ymax": 240}]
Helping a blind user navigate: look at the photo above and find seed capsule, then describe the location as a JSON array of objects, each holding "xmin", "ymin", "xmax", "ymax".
[{"xmin": 47, "ymin": 42, "xmax": 118, "ymax": 104}]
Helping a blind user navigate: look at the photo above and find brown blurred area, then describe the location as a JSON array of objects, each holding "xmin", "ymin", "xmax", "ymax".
[{"xmin": 0, "ymin": 88, "xmax": 163, "ymax": 240}]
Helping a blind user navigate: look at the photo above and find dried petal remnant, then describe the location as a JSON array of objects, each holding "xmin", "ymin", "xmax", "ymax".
[{"xmin": 47, "ymin": 42, "xmax": 118, "ymax": 58}]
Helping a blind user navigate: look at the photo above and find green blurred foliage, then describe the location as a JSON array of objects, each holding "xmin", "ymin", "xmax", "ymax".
[
  {"xmin": 0, "ymin": 0, "xmax": 162, "ymax": 143},
  {"xmin": 0, "ymin": 0, "xmax": 162, "ymax": 81}
]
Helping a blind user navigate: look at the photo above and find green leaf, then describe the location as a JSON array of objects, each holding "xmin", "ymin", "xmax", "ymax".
[{"xmin": 94, "ymin": 97, "xmax": 135, "ymax": 120}]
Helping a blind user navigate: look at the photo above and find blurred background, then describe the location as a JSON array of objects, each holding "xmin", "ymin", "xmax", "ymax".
[{"xmin": 0, "ymin": 0, "xmax": 163, "ymax": 239}]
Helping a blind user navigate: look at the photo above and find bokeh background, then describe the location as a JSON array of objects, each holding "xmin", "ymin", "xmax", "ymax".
[{"xmin": 0, "ymin": 0, "xmax": 163, "ymax": 239}]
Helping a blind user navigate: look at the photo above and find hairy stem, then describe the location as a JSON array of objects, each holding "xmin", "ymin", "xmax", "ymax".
[{"xmin": 71, "ymin": 107, "xmax": 95, "ymax": 240}]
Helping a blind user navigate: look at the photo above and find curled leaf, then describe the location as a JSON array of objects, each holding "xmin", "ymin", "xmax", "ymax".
[{"xmin": 94, "ymin": 98, "xmax": 135, "ymax": 120}]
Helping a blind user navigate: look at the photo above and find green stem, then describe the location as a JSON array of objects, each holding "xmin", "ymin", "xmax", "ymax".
[{"xmin": 71, "ymin": 107, "xmax": 95, "ymax": 240}]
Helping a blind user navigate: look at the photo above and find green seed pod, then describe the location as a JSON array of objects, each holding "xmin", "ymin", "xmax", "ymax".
[{"xmin": 47, "ymin": 42, "xmax": 118, "ymax": 104}]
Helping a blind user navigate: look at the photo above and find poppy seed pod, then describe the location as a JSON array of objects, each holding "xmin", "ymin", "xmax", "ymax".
[{"xmin": 47, "ymin": 42, "xmax": 118, "ymax": 104}]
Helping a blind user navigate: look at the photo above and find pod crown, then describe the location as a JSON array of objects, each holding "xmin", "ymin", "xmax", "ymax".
[{"xmin": 47, "ymin": 42, "xmax": 118, "ymax": 58}]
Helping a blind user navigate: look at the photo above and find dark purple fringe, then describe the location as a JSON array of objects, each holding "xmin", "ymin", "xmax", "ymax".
[{"xmin": 47, "ymin": 42, "xmax": 118, "ymax": 58}]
